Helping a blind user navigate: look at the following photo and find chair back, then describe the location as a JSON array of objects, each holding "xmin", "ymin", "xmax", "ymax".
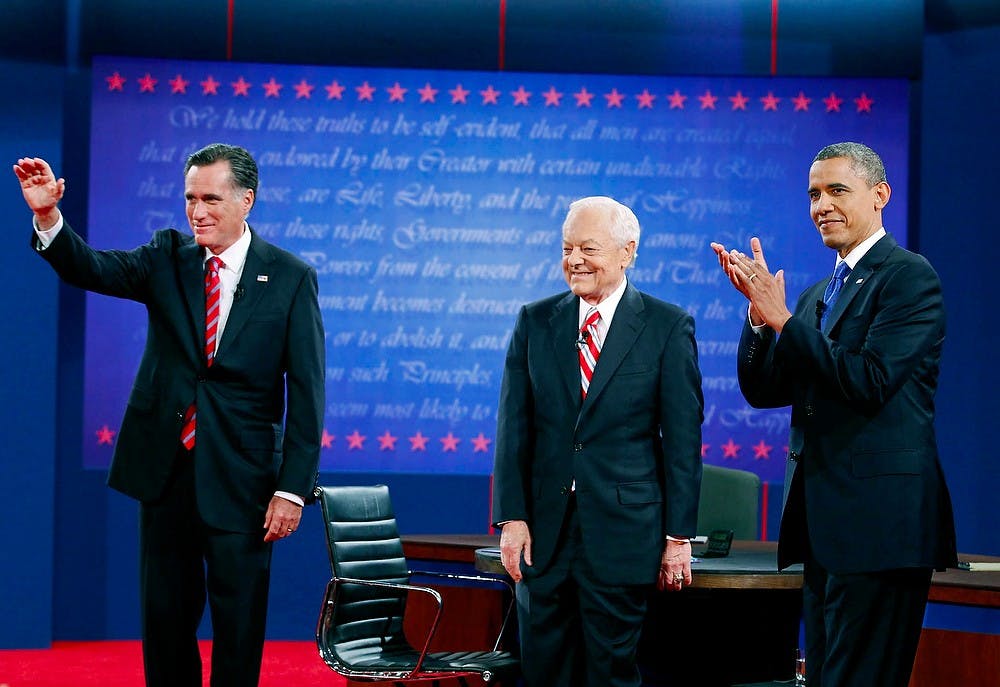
[
  {"xmin": 317, "ymin": 485, "xmax": 410, "ymax": 663},
  {"xmin": 697, "ymin": 464, "xmax": 761, "ymax": 540}
]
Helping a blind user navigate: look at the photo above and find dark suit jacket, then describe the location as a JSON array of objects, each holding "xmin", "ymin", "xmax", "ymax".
[
  {"xmin": 737, "ymin": 234, "xmax": 956, "ymax": 574},
  {"xmin": 36, "ymin": 222, "xmax": 325, "ymax": 533},
  {"xmin": 492, "ymin": 282, "xmax": 703, "ymax": 586}
]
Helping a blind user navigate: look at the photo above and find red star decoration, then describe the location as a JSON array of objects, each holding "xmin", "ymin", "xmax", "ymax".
[
  {"xmin": 667, "ymin": 89, "xmax": 687, "ymax": 109},
  {"xmin": 138, "ymin": 73, "xmax": 158, "ymax": 93},
  {"xmin": 636, "ymin": 89, "xmax": 656, "ymax": 109},
  {"xmin": 325, "ymin": 80, "xmax": 345, "ymax": 100},
  {"xmin": 321, "ymin": 429, "xmax": 334, "ymax": 449},
  {"xmin": 355, "ymin": 81, "xmax": 376, "ymax": 101},
  {"xmin": 96, "ymin": 424, "xmax": 116, "ymax": 445},
  {"xmin": 201, "ymin": 76, "xmax": 220, "ymax": 95},
  {"xmin": 698, "ymin": 90, "xmax": 718, "ymax": 110},
  {"xmin": 721, "ymin": 438, "xmax": 741, "ymax": 459},
  {"xmin": 105, "ymin": 72, "xmax": 126, "ymax": 92},
  {"xmin": 418, "ymin": 82, "xmax": 438, "ymax": 103},
  {"xmin": 511, "ymin": 85, "xmax": 531, "ymax": 106},
  {"xmin": 377, "ymin": 431, "xmax": 398, "ymax": 451},
  {"xmin": 262, "ymin": 77, "xmax": 282, "ymax": 98},
  {"xmin": 293, "ymin": 79, "xmax": 314, "ymax": 99},
  {"xmin": 573, "ymin": 87, "xmax": 594, "ymax": 107},
  {"xmin": 471, "ymin": 433, "xmax": 492, "ymax": 453},
  {"xmin": 792, "ymin": 90, "xmax": 811, "ymax": 112},
  {"xmin": 409, "ymin": 431, "xmax": 430, "ymax": 451},
  {"xmin": 823, "ymin": 92, "xmax": 843, "ymax": 112},
  {"xmin": 231, "ymin": 77, "xmax": 251, "ymax": 97},
  {"xmin": 701, "ymin": 443, "xmax": 710, "ymax": 458},
  {"xmin": 169, "ymin": 74, "xmax": 189, "ymax": 94},
  {"xmin": 346, "ymin": 430, "xmax": 366, "ymax": 450},
  {"xmin": 449, "ymin": 84, "xmax": 470, "ymax": 104},
  {"xmin": 542, "ymin": 86, "xmax": 563, "ymax": 107},
  {"xmin": 729, "ymin": 91, "xmax": 750, "ymax": 111},
  {"xmin": 480, "ymin": 85, "xmax": 500, "ymax": 105},
  {"xmin": 760, "ymin": 91, "xmax": 781, "ymax": 111},
  {"xmin": 855, "ymin": 92, "xmax": 874, "ymax": 113},
  {"xmin": 752, "ymin": 440, "xmax": 773, "ymax": 460},
  {"xmin": 387, "ymin": 82, "xmax": 407, "ymax": 102},
  {"xmin": 440, "ymin": 432, "xmax": 461, "ymax": 452},
  {"xmin": 604, "ymin": 88, "xmax": 625, "ymax": 108}
]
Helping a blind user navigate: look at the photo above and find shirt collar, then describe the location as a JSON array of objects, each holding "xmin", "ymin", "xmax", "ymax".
[
  {"xmin": 838, "ymin": 227, "xmax": 886, "ymax": 271},
  {"xmin": 204, "ymin": 221, "xmax": 251, "ymax": 274},
  {"xmin": 579, "ymin": 275, "xmax": 628, "ymax": 327}
]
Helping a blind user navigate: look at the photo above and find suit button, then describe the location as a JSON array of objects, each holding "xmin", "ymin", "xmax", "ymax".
[
  {"xmin": 804, "ymin": 404, "xmax": 814, "ymax": 417},
  {"xmin": 574, "ymin": 443, "xmax": 583, "ymax": 452},
  {"xmin": 789, "ymin": 451, "xmax": 800, "ymax": 462},
  {"xmin": 560, "ymin": 486, "xmax": 569, "ymax": 495},
  {"xmin": 197, "ymin": 375, "xmax": 207, "ymax": 382},
  {"xmin": 176, "ymin": 411, "xmax": 184, "ymax": 419}
]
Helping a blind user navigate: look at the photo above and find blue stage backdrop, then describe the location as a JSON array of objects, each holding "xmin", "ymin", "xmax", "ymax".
[{"xmin": 84, "ymin": 56, "xmax": 909, "ymax": 484}]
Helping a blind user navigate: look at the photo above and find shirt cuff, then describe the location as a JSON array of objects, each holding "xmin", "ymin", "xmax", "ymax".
[
  {"xmin": 274, "ymin": 490, "xmax": 304, "ymax": 507},
  {"xmin": 748, "ymin": 304, "xmax": 767, "ymax": 335},
  {"xmin": 33, "ymin": 212, "xmax": 64, "ymax": 250}
]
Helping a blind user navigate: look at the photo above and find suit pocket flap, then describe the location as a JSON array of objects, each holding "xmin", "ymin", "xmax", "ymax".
[
  {"xmin": 241, "ymin": 427, "xmax": 283, "ymax": 451},
  {"xmin": 617, "ymin": 481, "xmax": 661, "ymax": 505},
  {"xmin": 851, "ymin": 449, "xmax": 920, "ymax": 477},
  {"xmin": 127, "ymin": 387, "xmax": 154, "ymax": 412}
]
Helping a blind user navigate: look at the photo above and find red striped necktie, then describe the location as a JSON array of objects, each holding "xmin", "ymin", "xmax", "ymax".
[
  {"xmin": 578, "ymin": 307, "xmax": 602, "ymax": 398},
  {"xmin": 180, "ymin": 256, "xmax": 224, "ymax": 450}
]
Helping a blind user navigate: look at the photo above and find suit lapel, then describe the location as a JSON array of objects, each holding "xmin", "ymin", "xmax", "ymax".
[
  {"xmin": 549, "ymin": 293, "xmax": 582, "ymax": 405},
  {"xmin": 823, "ymin": 234, "xmax": 897, "ymax": 334},
  {"xmin": 216, "ymin": 229, "xmax": 275, "ymax": 361},
  {"xmin": 578, "ymin": 284, "xmax": 646, "ymax": 422}
]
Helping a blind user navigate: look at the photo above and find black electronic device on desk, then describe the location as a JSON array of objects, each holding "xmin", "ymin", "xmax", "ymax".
[{"xmin": 697, "ymin": 529, "xmax": 734, "ymax": 558}]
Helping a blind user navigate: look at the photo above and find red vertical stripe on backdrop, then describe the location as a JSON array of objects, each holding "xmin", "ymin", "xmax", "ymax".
[
  {"xmin": 760, "ymin": 482, "xmax": 769, "ymax": 540},
  {"xmin": 770, "ymin": 0, "xmax": 779, "ymax": 75},
  {"xmin": 498, "ymin": 0, "xmax": 507, "ymax": 70},
  {"xmin": 489, "ymin": 474, "xmax": 496, "ymax": 533},
  {"xmin": 227, "ymin": 0, "xmax": 235, "ymax": 60}
]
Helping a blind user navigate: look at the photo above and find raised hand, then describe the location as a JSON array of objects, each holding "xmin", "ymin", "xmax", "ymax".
[{"xmin": 13, "ymin": 157, "xmax": 65, "ymax": 230}]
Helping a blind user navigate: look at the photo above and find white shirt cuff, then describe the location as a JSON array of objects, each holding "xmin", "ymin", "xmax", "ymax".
[
  {"xmin": 33, "ymin": 212, "xmax": 64, "ymax": 249},
  {"xmin": 274, "ymin": 490, "xmax": 304, "ymax": 507}
]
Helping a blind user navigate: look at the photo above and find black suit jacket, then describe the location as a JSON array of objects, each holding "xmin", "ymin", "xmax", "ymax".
[
  {"xmin": 738, "ymin": 234, "xmax": 956, "ymax": 574},
  {"xmin": 492, "ymin": 282, "xmax": 703, "ymax": 586},
  {"xmin": 36, "ymin": 222, "xmax": 325, "ymax": 532}
]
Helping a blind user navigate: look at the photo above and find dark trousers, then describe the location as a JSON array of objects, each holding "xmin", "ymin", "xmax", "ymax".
[
  {"xmin": 516, "ymin": 498, "xmax": 648, "ymax": 687},
  {"xmin": 802, "ymin": 549, "xmax": 931, "ymax": 687},
  {"xmin": 139, "ymin": 451, "xmax": 273, "ymax": 687}
]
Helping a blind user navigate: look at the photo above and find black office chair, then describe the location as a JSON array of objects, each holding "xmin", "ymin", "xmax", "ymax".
[
  {"xmin": 315, "ymin": 484, "xmax": 520, "ymax": 684},
  {"xmin": 696, "ymin": 463, "xmax": 761, "ymax": 540}
]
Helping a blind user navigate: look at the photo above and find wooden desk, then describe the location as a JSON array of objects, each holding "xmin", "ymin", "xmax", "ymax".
[
  {"xmin": 910, "ymin": 554, "xmax": 1000, "ymax": 687},
  {"xmin": 403, "ymin": 537, "xmax": 1000, "ymax": 686},
  {"xmin": 471, "ymin": 539, "xmax": 803, "ymax": 589},
  {"xmin": 404, "ymin": 536, "xmax": 803, "ymax": 686}
]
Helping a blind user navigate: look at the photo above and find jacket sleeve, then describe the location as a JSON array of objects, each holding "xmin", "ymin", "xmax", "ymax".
[{"xmin": 491, "ymin": 306, "xmax": 534, "ymax": 527}]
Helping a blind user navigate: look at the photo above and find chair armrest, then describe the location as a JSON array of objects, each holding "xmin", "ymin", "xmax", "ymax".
[
  {"xmin": 408, "ymin": 570, "xmax": 516, "ymax": 652},
  {"xmin": 410, "ymin": 569, "xmax": 515, "ymax": 595},
  {"xmin": 317, "ymin": 576, "xmax": 444, "ymax": 677}
]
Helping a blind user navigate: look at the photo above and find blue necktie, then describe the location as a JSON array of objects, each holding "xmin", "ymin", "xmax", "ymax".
[{"xmin": 820, "ymin": 261, "xmax": 851, "ymax": 329}]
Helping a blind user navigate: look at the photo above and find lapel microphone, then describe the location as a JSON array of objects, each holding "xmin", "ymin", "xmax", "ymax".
[
  {"xmin": 576, "ymin": 330, "xmax": 590, "ymax": 349},
  {"xmin": 814, "ymin": 299, "xmax": 826, "ymax": 328}
]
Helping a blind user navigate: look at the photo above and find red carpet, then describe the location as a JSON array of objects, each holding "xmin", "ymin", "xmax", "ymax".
[{"xmin": 0, "ymin": 640, "xmax": 343, "ymax": 687}]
